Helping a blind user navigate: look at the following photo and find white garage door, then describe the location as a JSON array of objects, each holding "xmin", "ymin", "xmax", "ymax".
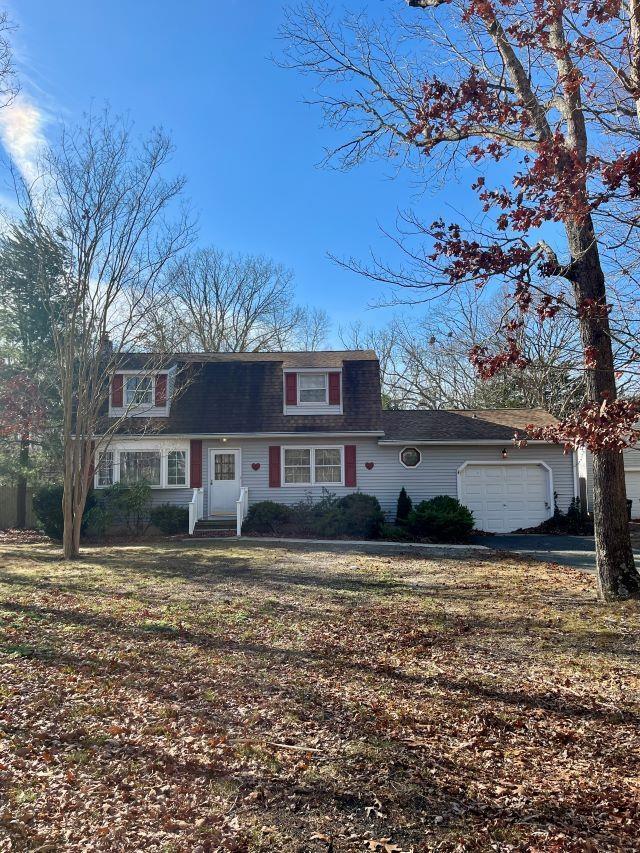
[
  {"xmin": 458, "ymin": 463, "xmax": 552, "ymax": 533},
  {"xmin": 625, "ymin": 471, "xmax": 640, "ymax": 520}
]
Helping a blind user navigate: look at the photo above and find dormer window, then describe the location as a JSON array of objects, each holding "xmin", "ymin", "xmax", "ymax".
[
  {"xmin": 298, "ymin": 373, "xmax": 327, "ymax": 405},
  {"xmin": 125, "ymin": 375, "xmax": 153, "ymax": 406},
  {"xmin": 284, "ymin": 369, "xmax": 342, "ymax": 414},
  {"xmin": 110, "ymin": 370, "xmax": 169, "ymax": 415}
]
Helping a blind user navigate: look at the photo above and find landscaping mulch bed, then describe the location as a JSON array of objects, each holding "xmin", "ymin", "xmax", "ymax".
[{"xmin": 0, "ymin": 539, "xmax": 639, "ymax": 851}]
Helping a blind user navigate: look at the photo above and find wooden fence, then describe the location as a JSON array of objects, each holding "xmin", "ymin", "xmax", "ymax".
[{"xmin": 0, "ymin": 485, "xmax": 38, "ymax": 529}]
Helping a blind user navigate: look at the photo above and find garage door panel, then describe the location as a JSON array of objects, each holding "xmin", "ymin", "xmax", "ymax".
[
  {"xmin": 459, "ymin": 463, "xmax": 551, "ymax": 534},
  {"xmin": 625, "ymin": 471, "xmax": 640, "ymax": 519}
]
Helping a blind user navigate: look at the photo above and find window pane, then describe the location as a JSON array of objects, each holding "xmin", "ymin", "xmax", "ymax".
[
  {"xmin": 400, "ymin": 447, "xmax": 421, "ymax": 468},
  {"xmin": 120, "ymin": 451, "xmax": 161, "ymax": 485},
  {"xmin": 284, "ymin": 448, "xmax": 311, "ymax": 484},
  {"xmin": 284, "ymin": 449, "xmax": 311, "ymax": 467},
  {"xmin": 315, "ymin": 448, "xmax": 341, "ymax": 483},
  {"xmin": 299, "ymin": 373, "xmax": 327, "ymax": 403},
  {"xmin": 97, "ymin": 451, "xmax": 113, "ymax": 486},
  {"xmin": 125, "ymin": 376, "xmax": 153, "ymax": 405},
  {"xmin": 214, "ymin": 453, "xmax": 235, "ymax": 481},
  {"xmin": 168, "ymin": 450, "xmax": 187, "ymax": 486}
]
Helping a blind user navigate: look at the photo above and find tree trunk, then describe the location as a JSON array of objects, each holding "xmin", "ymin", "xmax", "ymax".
[
  {"xmin": 566, "ymin": 218, "xmax": 640, "ymax": 600},
  {"xmin": 15, "ymin": 435, "xmax": 29, "ymax": 529},
  {"xmin": 62, "ymin": 435, "xmax": 79, "ymax": 559}
]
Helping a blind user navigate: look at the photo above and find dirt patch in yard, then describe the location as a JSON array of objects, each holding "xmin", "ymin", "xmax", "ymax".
[{"xmin": 0, "ymin": 539, "xmax": 638, "ymax": 851}]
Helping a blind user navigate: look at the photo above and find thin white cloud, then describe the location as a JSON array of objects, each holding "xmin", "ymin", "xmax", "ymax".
[{"xmin": 0, "ymin": 95, "xmax": 46, "ymax": 186}]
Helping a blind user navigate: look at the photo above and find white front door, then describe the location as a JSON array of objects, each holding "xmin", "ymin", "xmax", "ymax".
[{"xmin": 208, "ymin": 449, "xmax": 241, "ymax": 515}]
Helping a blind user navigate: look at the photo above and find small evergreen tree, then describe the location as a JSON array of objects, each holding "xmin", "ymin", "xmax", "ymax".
[{"xmin": 395, "ymin": 487, "xmax": 413, "ymax": 525}]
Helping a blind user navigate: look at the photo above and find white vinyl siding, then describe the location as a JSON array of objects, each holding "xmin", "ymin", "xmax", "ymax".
[{"xmin": 199, "ymin": 437, "xmax": 575, "ymax": 522}]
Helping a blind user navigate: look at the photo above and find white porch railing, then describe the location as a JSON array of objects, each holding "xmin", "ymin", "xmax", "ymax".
[
  {"xmin": 188, "ymin": 487, "xmax": 204, "ymax": 535},
  {"xmin": 236, "ymin": 487, "xmax": 249, "ymax": 536}
]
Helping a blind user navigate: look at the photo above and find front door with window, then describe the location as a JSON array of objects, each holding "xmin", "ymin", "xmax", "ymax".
[{"xmin": 209, "ymin": 449, "xmax": 241, "ymax": 515}]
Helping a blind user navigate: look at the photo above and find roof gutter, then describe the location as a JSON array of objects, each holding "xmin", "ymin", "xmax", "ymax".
[
  {"xmin": 377, "ymin": 439, "xmax": 569, "ymax": 446},
  {"xmin": 91, "ymin": 430, "xmax": 386, "ymax": 439}
]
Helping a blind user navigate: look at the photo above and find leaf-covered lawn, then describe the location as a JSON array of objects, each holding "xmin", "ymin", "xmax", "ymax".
[{"xmin": 0, "ymin": 538, "xmax": 639, "ymax": 852}]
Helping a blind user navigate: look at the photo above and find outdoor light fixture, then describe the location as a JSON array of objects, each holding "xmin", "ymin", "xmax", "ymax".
[{"xmin": 501, "ymin": 448, "xmax": 508, "ymax": 459}]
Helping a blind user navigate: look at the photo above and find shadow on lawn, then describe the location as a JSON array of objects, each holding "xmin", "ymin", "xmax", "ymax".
[{"xmin": 2, "ymin": 595, "xmax": 638, "ymax": 730}]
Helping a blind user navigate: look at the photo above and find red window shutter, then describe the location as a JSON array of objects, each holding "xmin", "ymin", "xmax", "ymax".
[
  {"xmin": 328, "ymin": 372, "xmax": 341, "ymax": 405},
  {"xmin": 285, "ymin": 373, "xmax": 297, "ymax": 406},
  {"xmin": 111, "ymin": 374, "xmax": 123, "ymax": 407},
  {"xmin": 344, "ymin": 445, "xmax": 357, "ymax": 487},
  {"xmin": 155, "ymin": 374, "xmax": 167, "ymax": 407},
  {"xmin": 190, "ymin": 440, "xmax": 202, "ymax": 488},
  {"xmin": 269, "ymin": 446, "xmax": 281, "ymax": 487}
]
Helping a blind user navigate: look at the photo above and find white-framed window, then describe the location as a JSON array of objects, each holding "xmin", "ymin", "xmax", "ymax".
[
  {"xmin": 97, "ymin": 451, "xmax": 114, "ymax": 487},
  {"xmin": 167, "ymin": 450, "xmax": 187, "ymax": 486},
  {"xmin": 298, "ymin": 373, "xmax": 328, "ymax": 405},
  {"xmin": 125, "ymin": 375, "xmax": 153, "ymax": 406},
  {"xmin": 283, "ymin": 446, "xmax": 343, "ymax": 486},
  {"xmin": 95, "ymin": 444, "xmax": 189, "ymax": 489},
  {"xmin": 400, "ymin": 447, "xmax": 421, "ymax": 468},
  {"xmin": 120, "ymin": 450, "xmax": 162, "ymax": 485},
  {"xmin": 314, "ymin": 448, "xmax": 342, "ymax": 483}
]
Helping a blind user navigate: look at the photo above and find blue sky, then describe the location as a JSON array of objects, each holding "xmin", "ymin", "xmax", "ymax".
[{"xmin": 0, "ymin": 0, "xmax": 473, "ymax": 343}]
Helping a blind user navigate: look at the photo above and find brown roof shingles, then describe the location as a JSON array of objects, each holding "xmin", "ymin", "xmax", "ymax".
[
  {"xmin": 103, "ymin": 354, "xmax": 384, "ymax": 436},
  {"xmin": 381, "ymin": 408, "xmax": 557, "ymax": 442},
  {"xmin": 101, "ymin": 350, "xmax": 558, "ymax": 441}
]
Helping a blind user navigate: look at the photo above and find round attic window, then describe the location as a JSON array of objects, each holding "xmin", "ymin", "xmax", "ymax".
[{"xmin": 400, "ymin": 447, "xmax": 421, "ymax": 468}]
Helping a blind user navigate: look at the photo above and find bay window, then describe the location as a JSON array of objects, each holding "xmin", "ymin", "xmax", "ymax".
[
  {"xmin": 120, "ymin": 450, "xmax": 162, "ymax": 485},
  {"xmin": 95, "ymin": 445, "xmax": 189, "ymax": 489},
  {"xmin": 283, "ymin": 447, "xmax": 343, "ymax": 486},
  {"xmin": 97, "ymin": 451, "xmax": 114, "ymax": 487},
  {"xmin": 167, "ymin": 450, "xmax": 187, "ymax": 486}
]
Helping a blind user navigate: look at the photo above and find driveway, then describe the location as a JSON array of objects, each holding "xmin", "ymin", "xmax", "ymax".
[{"xmin": 473, "ymin": 533, "xmax": 640, "ymax": 572}]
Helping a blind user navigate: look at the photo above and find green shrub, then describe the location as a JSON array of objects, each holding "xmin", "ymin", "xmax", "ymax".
[
  {"xmin": 33, "ymin": 484, "xmax": 96, "ymax": 541},
  {"xmin": 85, "ymin": 481, "xmax": 153, "ymax": 537},
  {"xmin": 395, "ymin": 487, "xmax": 413, "ymax": 525},
  {"xmin": 408, "ymin": 495, "xmax": 474, "ymax": 541},
  {"xmin": 150, "ymin": 504, "xmax": 189, "ymax": 535},
  {"xmin": 314, "ymin": 492, "xmax": 385, "ymax": 539},
  {"xmin": 244, "ymin": 501, "xmax": 293, "ymax": 534},
  {"xmin": 380, "ymin": 522, "xmax": 412, "ymax": 542}
]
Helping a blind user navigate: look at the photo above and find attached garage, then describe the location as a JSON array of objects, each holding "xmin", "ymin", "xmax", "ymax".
[
  {"xmin": 457, "ymin": 461, "xmax": 553, "ymax": 534},
  {"xmin": 578, "ymin": 450, "xmax": 640, "ymax": 519},
  {"xmin": 625, "ymin": 470, "xmax": 640, "ymax": 519}
]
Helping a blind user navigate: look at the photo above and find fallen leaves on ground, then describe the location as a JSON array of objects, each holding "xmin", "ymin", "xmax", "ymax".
[{"xmin": 0, "ymin": 539, "xmax": 638, "ymax": 851}]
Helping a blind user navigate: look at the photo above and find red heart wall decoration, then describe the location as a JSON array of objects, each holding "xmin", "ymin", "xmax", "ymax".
[
  {"xmin": 365, "ymin": 462, "xmax": 374, "ymax": 470},
  {"xmin": 251, "ymin": 462, "xmax": 260, "ymax": 471}
]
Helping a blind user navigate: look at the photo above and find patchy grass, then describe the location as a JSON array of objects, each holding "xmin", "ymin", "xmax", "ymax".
[{"xmin": 0, "ymin": 539, "xmax": 639, "ymax": 852}]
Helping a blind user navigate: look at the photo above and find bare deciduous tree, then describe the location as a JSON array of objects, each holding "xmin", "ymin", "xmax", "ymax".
[
  {"xmin": 23, "ymin": 109, "xmax": 193, "ymax": 558},
  {"xmin": 342, "ymin": 288, "xmax": 587, "ymax": 413},
  {"xmin": 140, "ymin": 247, "xmax": 329, "ymax": 352},
  {"xmin": 283, "ymin": 0, "xmax": 640, "ymax": 599}
]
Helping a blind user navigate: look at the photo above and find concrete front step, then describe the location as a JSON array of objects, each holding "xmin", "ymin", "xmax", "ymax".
[{"xmin": 192, "ymin": 526, "xmax": 237, "ymax": 538}]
